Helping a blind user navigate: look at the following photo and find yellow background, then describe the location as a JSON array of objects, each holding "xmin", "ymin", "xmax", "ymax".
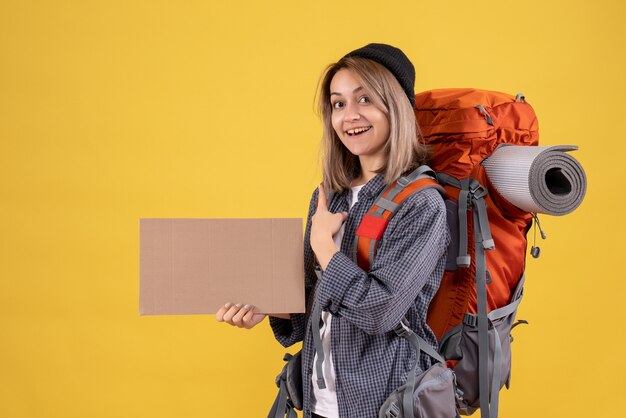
[{"xmin": 1, "ymin": 1, "xmax": 624, "ymax": 417}]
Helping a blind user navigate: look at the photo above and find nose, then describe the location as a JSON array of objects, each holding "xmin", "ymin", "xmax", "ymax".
[{"xmin": 344, "ymin": 101, "xmax": 360, "ymax": 121}]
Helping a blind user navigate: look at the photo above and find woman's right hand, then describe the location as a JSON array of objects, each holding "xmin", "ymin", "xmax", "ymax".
[{"xmin": 215, "ymin": 303, "xmax": 267, "ymax": 329}]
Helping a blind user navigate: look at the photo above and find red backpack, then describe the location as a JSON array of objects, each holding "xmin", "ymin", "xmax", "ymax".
[{"xmin": 355, "ymin": 88, "xmax": 538, "ymax": 418}]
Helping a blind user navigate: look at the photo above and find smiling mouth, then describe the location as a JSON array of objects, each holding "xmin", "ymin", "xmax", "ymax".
[{"xmin": 346, "ymin": 126, "xmax": 372, "ymax": 136}]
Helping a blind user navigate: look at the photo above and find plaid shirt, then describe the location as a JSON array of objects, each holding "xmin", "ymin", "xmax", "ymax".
[{"xmin": 270, "ymin": 174, "xmax": 449, "ymax": 418}]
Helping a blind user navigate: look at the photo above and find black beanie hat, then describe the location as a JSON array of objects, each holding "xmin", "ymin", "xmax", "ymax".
[{"xmin": 344, "ymin": 43, "xmax": 416, "ymax": 108}]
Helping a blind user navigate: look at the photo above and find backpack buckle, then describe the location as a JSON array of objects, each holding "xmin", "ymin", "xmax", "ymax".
[
  {"xmin": 394, "ymin": 318, "xmax": 413, "ymax": 337},
  {"xmin": 469, "ymin": 180, "xmax": 488, "ymax": 199},
  {"xmin": 463, "ymin": 313, "xmax": 478, "ymax": 327},
  {"xmin": 386, "ymin": 403, "xmax": 401, "ymax": 418},
  {"xmin": 456, "ymin": 255, "xmax": 471, "ymax": 268}
]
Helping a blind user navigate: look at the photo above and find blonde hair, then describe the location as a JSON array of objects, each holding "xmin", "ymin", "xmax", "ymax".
[{"xmin": 317, "ymin": 56, "xmax": 428, "ymax": 192}]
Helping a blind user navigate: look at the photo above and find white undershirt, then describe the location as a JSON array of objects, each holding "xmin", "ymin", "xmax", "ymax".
[{"xmin": 311, "ymin": 184, "xmax": 363, "ymax": 418}]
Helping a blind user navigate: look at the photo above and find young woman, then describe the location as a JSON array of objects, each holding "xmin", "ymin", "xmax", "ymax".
[{"xmin": 216, "ymin": 43, "xmax": 449, "ymax": 418}]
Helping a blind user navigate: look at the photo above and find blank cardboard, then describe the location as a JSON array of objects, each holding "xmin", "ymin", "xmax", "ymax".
[{"xmin": 139, "ymin": 218, "xmax": 305, "ymax": 315}]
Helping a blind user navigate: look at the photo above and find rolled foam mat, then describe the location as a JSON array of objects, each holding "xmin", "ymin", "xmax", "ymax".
[{"xmin": 482, "ymin": 145, "xmax": 587, "ymax": 215}]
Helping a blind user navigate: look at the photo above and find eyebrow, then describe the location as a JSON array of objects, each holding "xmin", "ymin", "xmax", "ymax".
[{"xmin": 330, "ymin": 86, "xmax": 365, "ymax": 96}]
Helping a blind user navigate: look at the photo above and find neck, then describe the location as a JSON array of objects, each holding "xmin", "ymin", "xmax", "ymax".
[{"xmin": 353, "ymin": 156, "xmax": 382, "ymax": 186}]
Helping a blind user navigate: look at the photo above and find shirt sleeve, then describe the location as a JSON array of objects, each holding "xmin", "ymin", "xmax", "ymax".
[
  {"xmin": 269, "ymin": 188, "xmax": 320, "ymax": 347},
  {"xmin": 316, "ymin": 187, "xmax": 450, "ymax": 335}
]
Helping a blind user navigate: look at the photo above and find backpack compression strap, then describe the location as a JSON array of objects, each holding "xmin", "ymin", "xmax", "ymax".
[
  {"xmin": 394, "ymin": 319, "xmax": 445, "ymax": 418},
  {"xmin": 438, "ymin": 173, "xmax": 501, "ymax": 418},
  {"xmin": 353, "ymin": 165, "xmax": 445, "ymax": 271}
]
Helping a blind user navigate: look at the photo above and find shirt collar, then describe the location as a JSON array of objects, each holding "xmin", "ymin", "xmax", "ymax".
[
  {"xmin": 333, "ymin": 174, "xmax": 387, "ymax": 210},
  {"xmin": 358, "ymin": 174, "xmax": 386, "ymax": 200}
]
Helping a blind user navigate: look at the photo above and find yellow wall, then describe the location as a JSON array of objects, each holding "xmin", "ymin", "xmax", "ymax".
[{"xmin": 1, "ymin": 1, "xmax": 624, "ymax": 417}]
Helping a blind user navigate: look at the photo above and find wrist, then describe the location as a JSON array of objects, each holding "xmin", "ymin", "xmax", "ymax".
[{"xmin": 313, "ymin": 236, "xmax": 339, "ymax": 270}]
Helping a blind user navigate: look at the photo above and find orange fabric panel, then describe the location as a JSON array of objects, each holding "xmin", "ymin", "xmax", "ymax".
[
  {"xmin": 427, "ymin": 268, "xmax": 473, "ymax": 340},
  {"xmin": 414, "ymin": 88, "xmax": 518, "ymax": 109},
  {"xmin": 427, "ymin": 165, "xmax": 532, "ymax": 338},
  {"xmin": 417, "ymin": 89, "xmax": 537, "ymax": 339},
  {"xmin": 356, "ymin": 236, "xmax": 372, "ymax": 272},
  {"xmin": 415, "ymin": 88, "xmax": 539, "ymax": 179}
]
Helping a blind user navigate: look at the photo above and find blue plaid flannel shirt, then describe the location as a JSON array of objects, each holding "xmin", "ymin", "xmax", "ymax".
[{"xmin": 270, "ymin": 174, "xmax": 449, "ymax": 418}]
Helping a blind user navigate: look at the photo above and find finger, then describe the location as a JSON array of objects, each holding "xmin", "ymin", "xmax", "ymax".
[
  {"xmin": 242, "ymin": 307, "xmax": 263, "ymax": 329},
  {"xmin": 232, "ymin": 304, "xmax": 252, "ymax": 327},
  {"xmin": 245, "ymin": 314, "xmax": 266, "ymax": 329},
  {"xmin": 242, "ymin": 306, "xmax": 256, "ymax": 324},
  {"xmin": 317, "ymin": 183, "xmax": 327, "ymax": 210},
  {"xmin": 222, "ymin": 303, "xmax": 243, "ymax": 323},
  {"xmin": 340, "ymin": 211, "xmax": 348, "ymax": 222},
  {"xmin": 215, "ymin": 302, "xmax": 232, "ymax": 322}
]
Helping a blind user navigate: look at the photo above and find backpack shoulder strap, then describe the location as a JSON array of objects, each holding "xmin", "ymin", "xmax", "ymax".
[{"xmin": 353, "ymin": 165, "xmax": 445, "ymax": 271}]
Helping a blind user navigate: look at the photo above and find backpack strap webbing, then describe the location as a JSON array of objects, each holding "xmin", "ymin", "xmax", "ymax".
[
  {"xmin": 394, "ymin": 319, "xmax": 457, "ymax": 418},
  {"xmin": 311, "ymin": 268, "xmax": 326, "ymax": 390},
  {"xmin": 466, "ymin": 180, "xmax": 497, "ymax": 418},
  {"xmin": 353, "ymin": 166, "xmax": 445, "ymax": 271},
  {"xmin": 435, "ymin": 173, "xmax": 501, "ymax": 418},
  {"xmin": 268, "ymin": 353, "xmax": 299, "ymax": 418}
]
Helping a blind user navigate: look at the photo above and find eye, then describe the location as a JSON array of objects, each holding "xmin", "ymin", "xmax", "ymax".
[
  {"xmin": 359, "ymin": 96, "xmax": 370, "ymax": 104},
  {"xmin": 332, "ymin": 101, "xmax": 344, "ymax": 110}
]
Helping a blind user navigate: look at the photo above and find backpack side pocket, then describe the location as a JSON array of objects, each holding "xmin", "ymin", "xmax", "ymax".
[
  {"xmin": 379, "ymin": 320, "xmax": 458, "ymax": 418},
  {"xmin": 444, "ymin": 277, "xmax": 525, "ymax": 415},
  {"xmin": 379, "ymin": 363, "xmax": 457, "ymax": 418}
]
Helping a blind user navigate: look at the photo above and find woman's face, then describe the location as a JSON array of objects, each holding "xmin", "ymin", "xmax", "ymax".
[{"xmin": 329, "ymin": 68, "xmax": 390, "ymax": 170}]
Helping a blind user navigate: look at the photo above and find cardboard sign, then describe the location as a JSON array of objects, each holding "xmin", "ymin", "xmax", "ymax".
[{"xmin": 139, "ymin": 218, "xmax": 305, "ymax": 315}]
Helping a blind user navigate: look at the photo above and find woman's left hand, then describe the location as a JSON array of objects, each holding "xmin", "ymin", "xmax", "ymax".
[{"xmin": 310, "ymin": 183, "xmax": 346, "ymax": 269}]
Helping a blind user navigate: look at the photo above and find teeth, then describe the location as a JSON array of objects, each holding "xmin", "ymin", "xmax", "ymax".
[{"xmin": 347, "ymin": 126, "xmax": 371, "ymax": 135}]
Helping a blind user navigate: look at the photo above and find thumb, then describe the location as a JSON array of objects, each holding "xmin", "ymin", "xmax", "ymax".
[
  {"xmin": 317, "ymin": 183, "xmax": 327, "ymax": 211},
  {"xmin": 340, "ymin": 211, "xmax": 348, "ymax": 221}
]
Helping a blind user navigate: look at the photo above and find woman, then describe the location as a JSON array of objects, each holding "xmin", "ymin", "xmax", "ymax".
[{"xmin": 217, "ymin": 43, "xmax": 449, "ymax": 418}]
